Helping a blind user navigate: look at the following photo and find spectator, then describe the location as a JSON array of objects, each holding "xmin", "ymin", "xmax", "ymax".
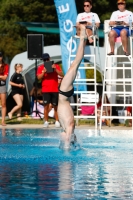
[
  {"xmin": 30, "ymin": 81, "xmax": 43, "ymax": 111},
  {"xmin": 127, "ymin": 106, "xmax": 132, "ymax": 116},
  {"xmin": 97, "ymin": 95, "xmax": 111, "ymax": 125},
  {"xmin": 76, "ymin": 0, "xmax": 100, "ymax": 43},
  {"xmin": 37, "ymin": 53, "xmax": 63, "ymax": 128},
  {"xmin": 8, "ymin": 63, "xmax": 25, "ymax": 121},
  {"xmin": 107, "ymin": 0, "xmax": 133, "ymax": 56},
  {"xmin": 126, "ymin": 103, "xmax": 132, "ymax": 126},
  {"xmin": 31, "ymin": 102, "xmax": 54, "ymax": 119},
  {"xmin": 0, "ymin": 52, "xmax": 9, "ymax": 126},
  {"xmin": 30, "ymin": 81, "xmax": 54, "ymax": 119}
]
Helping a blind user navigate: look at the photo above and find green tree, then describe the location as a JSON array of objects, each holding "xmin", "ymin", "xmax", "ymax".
[
  {"xmin": 0, "ymin": 0, "xmax": 58, "ymax": 62},
  {"xmin": 0, "ymin": 0, "xmax": 133, "ymax": 61}
]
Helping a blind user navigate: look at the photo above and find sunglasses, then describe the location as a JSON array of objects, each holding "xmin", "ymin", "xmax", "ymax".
[
  {"xmin": 84, "ymin": 5, "xmax": 90, "ymax": 7},
  {"xmin": 117, "ymin": 3, "xmax": 125, "ymax": 5}
]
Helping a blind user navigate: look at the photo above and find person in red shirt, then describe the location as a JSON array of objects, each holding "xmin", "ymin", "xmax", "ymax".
[
  {"xmin": 127, "ymin": 106, "xmax": 132, "ymax": 115},
  {"xmin": 0, "ymin": 52, "xmax": 9, "ymax": 126},
  {"xmin": 37, "ymin": 53, "xmax": 63, "ymax": 128},
  {"xmin": 126, "ymin": 105, "xmax": 132, "ymax": 126}
]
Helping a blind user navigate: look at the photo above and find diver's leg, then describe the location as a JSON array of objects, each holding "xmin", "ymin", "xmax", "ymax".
[{"xmin": 60, "ymin": 24, "xmax": 86, "ymax": 92}]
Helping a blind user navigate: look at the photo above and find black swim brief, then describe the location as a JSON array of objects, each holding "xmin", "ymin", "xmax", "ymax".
[{"xmin": 59, "ymin": 87, "xmax": 74, "ymax": 98}]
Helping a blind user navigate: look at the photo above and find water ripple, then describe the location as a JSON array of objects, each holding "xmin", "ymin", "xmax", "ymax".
[{"xmin": 0, "ymin": 128, "xmax": 133, "ymax": 199}]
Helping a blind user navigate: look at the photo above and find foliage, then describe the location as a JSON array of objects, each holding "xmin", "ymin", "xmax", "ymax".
[
  {"xmin": 85, "ymin": 65, "xmax": 103, "ymax": 82},
  {"xmin": 0, "ymin": 0, "xmax": 58, "ymax": 62},
  {"xmin": 0, "ymin": 0, "xmax": 133, "ymax": 62}
]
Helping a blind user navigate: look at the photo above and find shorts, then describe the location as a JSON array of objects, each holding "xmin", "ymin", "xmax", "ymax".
[
  {"xmin": 42, "ymin": 92, "xmax": 58, "ymax": 106},
  {"xmin": 0, "ymin": 85, "xmax": 6, "ymax": 93},
  {"xmin": 11, "ymin": 90, "xmax": 23, "ymax": 96},
  {"xmin": 86, "ymin": 26, "xmax": 92, "ymax": 31},
  {"xmin": 112, "ymin": 27, "xmax": 129, "ymax": 37}
]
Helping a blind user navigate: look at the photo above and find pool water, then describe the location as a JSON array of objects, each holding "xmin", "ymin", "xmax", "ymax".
[{"xmin": 0, "ymin": 128, "xmax": 133, "ymax": 199}]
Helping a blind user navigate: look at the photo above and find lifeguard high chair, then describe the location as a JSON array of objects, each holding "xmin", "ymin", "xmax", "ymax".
[
  {"xmin": 69, "ymin": 24, "xmax": 101, "ymax": 129},
  {"xmin": 100, "ymin": 20, "xmax": 133, "ymax": 129}
]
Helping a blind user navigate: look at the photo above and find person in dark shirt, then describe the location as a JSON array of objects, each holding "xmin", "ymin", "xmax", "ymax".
[{"xmin": 8, "ymin": 63, "xmax": 25, "ymax": 120}]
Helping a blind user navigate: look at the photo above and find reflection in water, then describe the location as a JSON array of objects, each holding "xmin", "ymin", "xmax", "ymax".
[
  {"xmin": 14, "ymin": 128, "xmax": 23, "ymax": 136},
  {"xmin": 2, "ymin": 128, "xmax": 6, "ymax": 137},
  {"xmin": 1, "ymin": 128, "xmax": 23, "ymax": 137},
  {"xmin": 0, "ymin": 129, "xmax": 133, "ymax": 199},
  {"xmin": 103, "ymin": 149, "xmax": 133, "ymax": 199},
  {"xmin": 37, "ymin": 164, "xmax": 59, "ymax": 199},
  {"xmin": 0, "ymin": 163, "xmax": 59, "ymax": 199},
  {"xmin": 1, "ymin": 128, "xmax": 7, "ymax": 144},
  {"xmin": 58, "ymin": 162, "xmax": 74, "ymax": 199}
]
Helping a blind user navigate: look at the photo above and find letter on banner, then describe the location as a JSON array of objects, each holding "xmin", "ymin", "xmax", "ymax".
[{"xmin": 54, "ymin": 0, "xmax": 87, "ymax": 91}]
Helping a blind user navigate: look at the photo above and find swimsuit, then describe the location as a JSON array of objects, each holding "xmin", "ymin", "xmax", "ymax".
[{"xmin": 59, "ymin": 87, "xmax": 74, "ymax": 98}]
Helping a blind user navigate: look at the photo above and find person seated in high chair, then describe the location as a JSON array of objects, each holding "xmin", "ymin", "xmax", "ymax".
[
  {"xmin": 107, "ymin": 0, "xmax": 133, "ymax": 56},
  {"xmin": 58, "ymin": 24, "xmax": 87, "ymax": 149},
  {"xmin": 76, "ymin": 0, "xmax": 100, "ymax": 43}
]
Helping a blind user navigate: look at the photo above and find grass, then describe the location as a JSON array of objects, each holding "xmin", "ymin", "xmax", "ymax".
[
  {"xmin": 5, "ymin": 118, "xmax": 95, "ymax": 125},
  {"xmin": 2, "ymin": 116, "xmax": 126, "ymax": 127},
  {"xmin": 5, "ymin": 117, "xmax": 44, "ymax": 125}
]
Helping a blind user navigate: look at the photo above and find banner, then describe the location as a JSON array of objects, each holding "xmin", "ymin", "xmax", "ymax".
[{"xmin": 54, "ymin": 0, "xmax": 87, "ymax": 91}]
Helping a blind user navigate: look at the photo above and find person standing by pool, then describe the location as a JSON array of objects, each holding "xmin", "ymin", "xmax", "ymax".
[
  {"xmin": 8, "ymin": 64, "xmax": 25, "ymax": 121},
  {"xmin": 37, "ymin": 53, "xmax": 63, "ymax": 128},
  {"xmin": 58, "ymin": 24, "xmax": 87, "ymax": 148},
  {"xmin": 0, "ymin": 52, "xmax": 9, "ymax": 126}
]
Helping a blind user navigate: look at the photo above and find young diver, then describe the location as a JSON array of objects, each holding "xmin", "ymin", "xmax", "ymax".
[{"xmin": 58, "ymin": 24, "xmax": 87, "ymax": 149}]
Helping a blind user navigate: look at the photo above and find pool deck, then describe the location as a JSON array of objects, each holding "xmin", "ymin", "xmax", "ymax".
[{"xmin": 2, "ymin": 124, "xmax": 132, "ymax": 130}]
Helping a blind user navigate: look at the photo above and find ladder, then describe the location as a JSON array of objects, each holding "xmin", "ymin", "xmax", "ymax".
[
  {"xmin": 100, "ymin": 23, "xmax": 133, "ymax": 129},
  {"xmin": 69, "ymin": 26, "xmax": 100, "ymax": 129}
]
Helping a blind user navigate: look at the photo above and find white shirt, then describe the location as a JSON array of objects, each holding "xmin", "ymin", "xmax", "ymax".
[
  {"xmin": 110, "ymin": 10, "xmax": 133, "ymax": 23},
  {"xmin": 76, "ymin": 12, "xmax": 100, "ymax": 23}
]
